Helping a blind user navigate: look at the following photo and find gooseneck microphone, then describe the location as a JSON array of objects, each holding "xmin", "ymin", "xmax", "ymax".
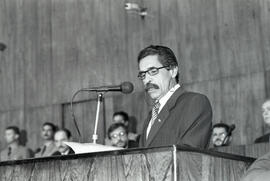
[
  {"xmin": 221, "ymin": 124, "xmax": 236, "ymax": 146},
  {"xmin": 70, "ymin": 82, "xmax": 134, "ymax": 141},
  {"xmin": 81, "ymin": 81, "xmax": 134, "ymax": 94}
]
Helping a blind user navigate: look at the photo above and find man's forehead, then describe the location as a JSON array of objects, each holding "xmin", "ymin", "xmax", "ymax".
[
  {"xmin": 262, "ymin": 101, "xmax": 270, "ymax": 109},
  {"xmin": 55, "ymin": 132, "xmax": 67, "ymax": 140},
  {"xmin": 111, "ymin": 127, "xmax": 125, "ymax": 134},
  {"xmin": 43, "ymin": 125, "xmax": 53, "ymax": 130},
  {"xmin": 213, "ymin": 127, "xmax": 227, "ymax": 133},
  {"xmin": 139, "ymin": 55, "xmax": 162, "ymax": 70},
  {"xmin": 5, "ymin": 129, "xmax": 15, "ymax": 134}
]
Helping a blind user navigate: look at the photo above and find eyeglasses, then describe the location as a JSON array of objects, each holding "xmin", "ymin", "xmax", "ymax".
[
  {"xmin": 137, "ymin": 66, "xmax": 170, "ymax": 80},
  {"xmin": 111, "ymin": 131, "xmax": 127, "ymax": 139}
]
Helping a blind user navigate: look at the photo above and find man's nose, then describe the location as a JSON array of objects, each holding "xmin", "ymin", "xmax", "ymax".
[{"xmin": 143, "ymin": 74, "xmax": 152, "ymax": 84}]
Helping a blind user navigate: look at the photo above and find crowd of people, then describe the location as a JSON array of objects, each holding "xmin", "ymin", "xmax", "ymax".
[{"xmin": 0, "ymin": 45, "xmax": 269, "ymax": 180}]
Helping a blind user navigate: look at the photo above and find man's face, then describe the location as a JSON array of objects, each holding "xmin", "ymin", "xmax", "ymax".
[
  {"xmin": 54, "ymin": 131, "xmax": 69, "ymax": 154},
  {"xmin": 41, "ymin": 125, "xmax": 54, "ymax": 140},
  {"xmin": 5, "ymin": 129, "xmax": 18, "ymax": 144},
  {"xmin": 262, "ymin": 101, "xmax": 270, "ymax": 126},
  {"xmin": 212, "ymin": 127, "xmax": 228, "ymax": 147},
  {"xmin": 138, "ymin": 55, "xmax": 176, "ymax": 100},
  {"xmin": 110, "ymin": 127, "xmax": 128, "ymax": 148}
]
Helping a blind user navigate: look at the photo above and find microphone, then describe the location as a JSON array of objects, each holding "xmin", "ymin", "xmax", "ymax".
[{"xmin": 82, "ymin": 81, "xmax": 134, "ymax": 94}]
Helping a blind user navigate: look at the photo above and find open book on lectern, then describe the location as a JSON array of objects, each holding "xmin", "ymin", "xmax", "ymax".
[{"xmin": 64, "ymin": 142, "xmax": 123, "ymax": 154}]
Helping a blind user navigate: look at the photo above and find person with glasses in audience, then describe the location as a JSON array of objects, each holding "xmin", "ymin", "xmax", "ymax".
[
  {"xmin": 108, "ymin": 123, "xmax": 138, "ymax": 148},
  {"xmin": 137, "ymin": 45, "xmax": 212, "ymax": 148},
  {"xmin": 0, "ymin": 126, "xmax": 31, "ymax": 161}
]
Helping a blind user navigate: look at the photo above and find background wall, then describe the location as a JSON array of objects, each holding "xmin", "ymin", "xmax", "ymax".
[{"xmin": 0, "ymin": 0, "xmax": 269, "ymax": 150}]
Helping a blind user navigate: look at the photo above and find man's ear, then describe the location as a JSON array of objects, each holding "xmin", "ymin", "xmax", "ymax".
[
  {"xmin": 170, "ymin": 66, "xmax": 178, "ymax": 79},
  {"xmin": 15, "ymin": 134, "xmax": 19, "ymax": 140}
]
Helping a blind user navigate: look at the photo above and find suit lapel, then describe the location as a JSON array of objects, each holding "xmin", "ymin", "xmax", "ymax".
[
  {"xmin": 145, "ymin": 87, "xmax": 186, "ymax": 147},
  {"xmin": 141, "ymin": 112, "xmax": 152, "ymax": 146}
]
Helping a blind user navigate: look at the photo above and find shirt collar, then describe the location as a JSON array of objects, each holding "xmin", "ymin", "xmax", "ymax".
[
  {"xmin": 158, "ymin": 84, "xmax": 180, "ymax": 113},
  {"xmin": 62, "ymin": 149, "xmax": 70, "ymax": 155}
]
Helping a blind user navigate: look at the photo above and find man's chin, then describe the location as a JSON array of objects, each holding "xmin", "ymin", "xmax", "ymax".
[
  {"xmin": 214, "ymin": 142, "xmax": 223, "ymax": 146},
  {"xmin": 116, "ymin": 143, "xmax": 126, "ymax": 148},
  {"xmin": 147, "ymin": 90, "xmax": 161, "ymax": 100}
]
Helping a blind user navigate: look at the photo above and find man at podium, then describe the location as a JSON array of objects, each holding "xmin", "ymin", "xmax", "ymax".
[{"xmin": 137, "ymin": 45, "xmax": 212, "ymax": 148}]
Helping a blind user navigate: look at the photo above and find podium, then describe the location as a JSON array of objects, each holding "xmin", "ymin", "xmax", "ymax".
[{"xmin": 0, "ymin": 146, "xmax": 255, "ymax": 181}]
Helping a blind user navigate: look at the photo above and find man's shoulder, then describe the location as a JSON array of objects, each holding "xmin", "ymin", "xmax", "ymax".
[
  {"xmin": 52, "ymin": 151, "xmax": 61, "ymax": 156},
  {"xmin": 175, "ymin": 90, "xmax": 210, "ymax": 104},
  {"xmin": 254, "ymin": 133, "xmax": 270, "ymax": 143},
  {"xmin": 181, "ymin": 91, "xmax": 207, "ymax": 98}
]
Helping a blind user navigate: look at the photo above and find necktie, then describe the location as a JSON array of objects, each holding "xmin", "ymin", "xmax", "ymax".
[
  {"xmin": 41, "ymin": 145, "xmax": 46, "ymax": 156},
  {"xmin": 146, "ymin": 101, "xmax": 160, "ymax": 139},
  {"xmin": 7, "ymin": 147, "xmax": 11, "ymax": 159}
]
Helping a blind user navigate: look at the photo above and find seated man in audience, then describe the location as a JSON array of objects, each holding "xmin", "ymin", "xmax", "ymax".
[
  {"xmin": 0, "ymin": 126, "xmax": 31, "ymax": 161},
  {"xmin": 211, "ymin": 123, "xmax": 235, "ymax": 147},
  {"xmin": 108, "ymin": 123, "xmax": 138, "ymax": 148},
  {"xmin": 35, "ymin": 122, "xmax": 58, "ymax": 157},
  {"xmin": 112, "ymin": 111, "xmax": 140, "ymax": 142},
  {"xmin": 52, "ymin": 129, "xmax": 74, "ymax": 156},
  {"xmin": 241, "ymin": 151, "xmax": 270, "ymax": 181},
  {"xmin": 254, "ymin": 99, "xmax": 270, "ymax": 143}
]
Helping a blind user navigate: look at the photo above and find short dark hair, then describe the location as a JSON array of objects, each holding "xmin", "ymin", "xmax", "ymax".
[
  {"xmin": 6, "ymin": 126, "xmax": 20, "ymax": 135},
  {"xmin": 212, "ymin": 123, "xmax": 235, "ymax": 136},
  {"xmin": 137, "ymin": 45, "xmax": 179, "ymax": 83},
  {"xmin": 113, "ymin": 111, "xmax": 129, "ymax": 122},
  {"xmin": 107, "ymin": 123, "xmax": 128, "ymax": 139},
  {"xmin": 56, "ymin": 128, "xmax": 72, "ymax": 139},
  {"xmin": 42, "ymin": 122, "xmax": 57, "ymax": 132}
]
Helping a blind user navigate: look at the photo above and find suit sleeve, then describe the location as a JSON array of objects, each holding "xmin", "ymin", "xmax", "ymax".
[
  {"xmin": 241, "ymin": 152, "xmax": 270, "ymax": 181},
  {"xmin": 177, "ymin": 94, "xmax": 212, "ymax": 148}
]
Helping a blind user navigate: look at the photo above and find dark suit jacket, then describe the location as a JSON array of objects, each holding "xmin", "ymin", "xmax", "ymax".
[
  {"xmin": 52, "ymin": 148, "xmax": 75, "ymax": 156},
  {"xmin": 254, "ymin": 133, "xmax": 270, "ymax": 143},
  {"xmin": 140, "ymin": 87, "xmax": 212, "ymax": 149}
]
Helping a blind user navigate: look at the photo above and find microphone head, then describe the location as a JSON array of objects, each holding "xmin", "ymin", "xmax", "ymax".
[{"xmin": 121, "ymin": 82, "xmax": 134, "ymax": 94}]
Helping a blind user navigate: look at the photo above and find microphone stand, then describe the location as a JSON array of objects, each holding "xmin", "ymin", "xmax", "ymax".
[
  {"xmin": 70, "ymin": 89, "xmax": 105, "ymax": 144},
  {"xmin": 92, "ymin": 92, "xmax": 104, "ymax": 144}
]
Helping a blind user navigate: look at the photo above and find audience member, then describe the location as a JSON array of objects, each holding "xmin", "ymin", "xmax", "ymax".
[
  {"xmin": 241, "ymin": 151, "xmax": 270, "ymax": 181},
  {"xmin": 0, "ymin": 126, "xmax": 31, "ymax": 161},
  {"xmin": 35, "ymin": 122, "xmax": 58, "ymax": 157},
  {"xmin": 211, "ymin": 123, "xmax": 235, "ymax": 147},
  {"xmin": 108, "ymin": 123, "xmax": 138, "ymax": 148},
  {"xmin": 52, "ymin": 129, "xmax": 74, "ymax": 156},
  {"xmin": 112, "ymin": 111, "xmax": 139, "ymax": 142},
  {"xmin": 255, "ymin": 99, "xmax": 270, "ymax": 143}
]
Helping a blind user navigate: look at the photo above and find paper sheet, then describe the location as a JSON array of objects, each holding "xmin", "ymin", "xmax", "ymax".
[{"xmin": 64, "ymin": 142, "xmax": 123, "ymax": 154}]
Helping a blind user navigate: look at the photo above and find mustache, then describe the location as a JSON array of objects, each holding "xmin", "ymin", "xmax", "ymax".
[
  {"xmin": 214, "ymin": 139, "xmax": 223, "ymax": 142},
  {"xmin": 58, "ymin": 145, "xmax": 67, "ymax": 149},
  {"xmin": 145, "ymin": 83, "xmax": 159, "ymax": 91}
]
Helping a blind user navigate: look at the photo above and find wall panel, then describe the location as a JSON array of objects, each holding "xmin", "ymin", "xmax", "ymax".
[{"xmin": 176, "ymin": 0, "xmax": 221, "ymax": 83}]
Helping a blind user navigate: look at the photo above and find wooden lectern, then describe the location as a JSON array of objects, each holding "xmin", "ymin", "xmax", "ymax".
[{"xmin": 0, "ymin": 146, "xmax": 255, "ymax": 181}]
